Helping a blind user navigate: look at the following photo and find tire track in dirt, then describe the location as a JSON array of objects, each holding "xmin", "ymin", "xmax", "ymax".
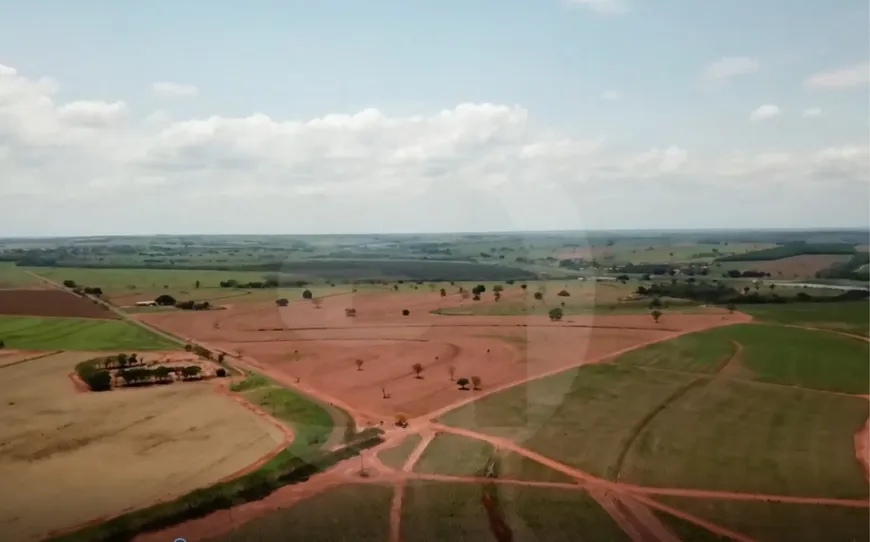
[
  {"xmin": 589, "ymin": 488, "xmax": 680, "ymax": 542},
  {"xmin": 613, "ymin": 341, "xmax": 743, "ymax": 482},
  {"xmin": 0, "ymin": 350, "xmax": 63, "ymax": 370}
]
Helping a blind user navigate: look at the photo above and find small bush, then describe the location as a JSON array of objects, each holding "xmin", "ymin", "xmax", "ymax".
[
  {"xmin": 216, "ymin": 368, "xmax": 227, "ymax": 378},
  {"xmin": 557, "ymin": 290, "xmax": 570, "ymax": 297},
  {"xmin": 548, "ymin": 307, "xmax": 564, "ymax": 321},
  {"xmin": 402, "ymin": 309, "xmax": 410, "ymax": 316}
]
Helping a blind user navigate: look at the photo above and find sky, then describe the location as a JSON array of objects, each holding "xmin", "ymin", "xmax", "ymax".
[{"xmin": 0, "ymin": 0, "xmax": 868, "ymax": 236}]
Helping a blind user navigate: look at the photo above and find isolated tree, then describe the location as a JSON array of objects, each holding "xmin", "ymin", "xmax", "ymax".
[
  {"xmin": 276, "ymin": 298, "xmax": 289, "ymax": 307},
  {"xmin": 548, "ymin": 307, "xmax": 564, "ymax": 321},
  {"xmin": 394, "ymin": 412, "xmax": 408, "ymax": 426},
  {"xmin": 355, "ymin": 359, "xmax": 364, "ymax": 371},
  {"xmin": 440, "ymin": 288, "xmax": 447, "ymax": 297},
  {"xmin": 457, "ymin": 377, "xmax": 470, "ymax": 390},
  {"xmin": 216, "ymin": 368, "xmax": 227, "ymax": 377},
  {"xmin": 520, "ymin": 284, "xmax": 528, "ymax": 290},
  {"xmin": 402, "ymin": 309, "xmax": 410, "ymax": 316},
  {"xmin": 448, "ymin": 365, "xmax": 456, "ymax": 381},
  {"xmin": 534, "ymin": 291, "xmax": 544, "ymax": 301},
  {"xmin": 302, "ymin": 289, "xmax": 313, "ymax": 299},
  {"xmin": 492, "ymin": 285, "xmax": 504, "ymax": 293},
  {"xmin": 393, "ymin": 284, "xmax": 399, "ymax": 291},
  {"xmin": 411, "ymin": 363, "xmax": 424, "ymax": 378},
  {"xmin": 557, "ymin": 290, "xmax": 570, "ymax": 297},
  {"xmin": 471, "ymin": 376, "xmax": 482, "ymax": 390},
  {"xmin": 62, "ymin": 280, "xmax": 77, "ymax": 288},
  {"xmin": 195, "ymin": 280, "xmax": 201, "ymax": 289},
  {"xmin": 345, "ymin": 308, "xmax": 357, "ymax": 317},
  {"xmin": 651, "ymin": 309, "xmax": 663, "ymax": 323},
  {"xmin": 726, "ymin": 303, "xmax": 736, "ymax": 314}
]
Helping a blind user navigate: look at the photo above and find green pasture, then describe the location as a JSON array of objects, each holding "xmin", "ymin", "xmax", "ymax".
[
  {"xmin": 205, "ymin": 483, "xmax": 393, "ymax": 542},
  {"xmin": 242, "ymin": 386, "xmax": 337, "ymax": 458},
  {"xmin": 656, "ymin": 497, "xmax": 870, "ymax": 542},
  {"xmin": 0, "ymin": 315, "xmax": 177, "ymax": 350},
  {"xmin": 0, "ymin": 262, "xmax": 41, "ymax": 287},
  {"xmin": 401, "ymin": 482, "xmax": 628, "ymax": 542},
  {"xmin": 377, "ymin": 433, "xmax": 422, "ymax": 469},
  {"xmin": 739, "ymin": 301, "xmax": 869, "ymax": 337}
]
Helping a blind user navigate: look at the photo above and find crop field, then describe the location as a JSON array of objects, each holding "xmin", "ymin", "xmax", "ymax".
[
  {"xmin": 0, "ymin": 289, "xmax": 118, "ymax": 319},
  {"xmin": 655, "ymin": 497, "xmax": 870, "ymax": 542},
  {"xmin": 740, "ymin": 301, "xmax": 869, "ymax": 337},
  {"xmin": 0, "ymin": 263, "xmax": 42, "ymax": 288},
  {"xmin": 401, "ymin": 482, "xmax": 630, "ymax": 542},
  {"xmin": 204, "ymin": 484, "xmax": 394, "ymax": 542},
  {"xmin": 557, "ymin": 241, "xmax": 776, "ymax": 264},
  {"xmin": 0, "ymin": 315, "xmax": 178, "ymax": 350},
  {"xmin": 0, "ymin": 352, "xmax": 285, "ymax": 542},
  {"xmin": 441, "ymin": 322, "xmax": 869, "ymax": 499},
  {"xmin": 22, "ymin": 266, "xmax": 271, "ymax": 292}
]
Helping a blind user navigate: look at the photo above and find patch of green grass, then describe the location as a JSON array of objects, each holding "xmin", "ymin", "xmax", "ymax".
[
  {"xmin": 622, "ymin": 378, "xmax": 869, "ymax": 498},
  {"xmin": 652, "ymin": 510, "xmax": 734, "ymax": 541},
  {"xmin": 0, "ymin": 262, "xmax": 41, "ymax": 287},
  {"xmin": 414, "ymin": 432, "xmax": 495, "ymax": 477},
  {"xmin": 655, "ymin": 497, "xmax": 870, "ymax": 542},
  {"xmin": 230, "ymin": 373, "xmax": 271, "ymax": 392},
  {"xmin": 204, "ymin": 484, "xmax": 393, "ymax": 542},
  {"xmin": 740, "ymin": 301, "xmax": 869, "ymax": 337},
  {"xmin": 496, "ymin": 450, "xmax": 576, "ymax": 484},
  {"xmin": 615, "ymin": 330, "xmax": 736, "ymax": 373},
  {"xmin": 0, "ymin": 315, "xmax": 177, "ymax": 350},
  {"xmin": 24, "ymin": 267, "xmax": 269, "ymax": 292},
  {"xmin": 242, "ymin": 386, "xmax": 335, "ymax": 459},
  {"xmin": 706, "ymin": 324, "xmax": 869, "ymax": 394},
  {"xmin": 440, "ymin": 363, "xmax": 693, "ymax": 479},
  {"xmin": 377, "ymin": 433, "xmax": 422, "ymax": 469},
  {"xmin": 401, "ymin": 482, "xmax": 630, "ymax": 542}
]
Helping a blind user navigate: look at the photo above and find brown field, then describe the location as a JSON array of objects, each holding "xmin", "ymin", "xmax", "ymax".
[
  {"xmin": 735, "ymin": 254, "xmax": 853, "ymax": 278},
  {"xmin": 137, "ymin": 289, "xmax": 747, "ymax": 419},
  {"xmin": 0, "ymin": 290, "xmax": 118, "ymax": 319},
  {"xmin": 0, "ymin": 351, "xmax": 286, "ymax": 542}
]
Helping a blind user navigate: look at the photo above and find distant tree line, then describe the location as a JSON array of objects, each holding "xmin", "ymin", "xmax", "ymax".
[
  {"xmin": 715, "ymin": 243, "xmax": 857, "ymax": 262},
  {"xmin": 638, "ymin": 282, "xmax": 868, "ymax": 306}
]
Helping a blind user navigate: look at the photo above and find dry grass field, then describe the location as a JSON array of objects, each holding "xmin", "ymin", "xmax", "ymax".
[{"xmin": 0, "ymin": 352, "xmax": 285, "ymax": 542}]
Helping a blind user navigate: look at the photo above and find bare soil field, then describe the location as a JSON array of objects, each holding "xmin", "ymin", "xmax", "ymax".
[
  {"xmin": 0, "ymin": 351, "xmax": 286, "ymax": 542},
  {"xmin": 137, "ymin": 289, "xmax": 747, "ymax": 418},
  {"xmin": 0, "ymin": 289, "xmax": 118, "ymax": 319},
  {"xmin": 733, "ymin": 254, "xmax": 853, "ymax": 278}
]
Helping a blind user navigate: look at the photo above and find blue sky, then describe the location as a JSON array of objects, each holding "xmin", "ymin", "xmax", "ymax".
[{"xmin": 0, "ymin": 0, "xmax": 867, "ymax": 234}]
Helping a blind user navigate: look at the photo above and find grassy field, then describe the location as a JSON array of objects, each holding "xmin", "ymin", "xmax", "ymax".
[
  {"xmin": 203, "ymin": 483, "xmax": 393, "ymax": 542},
  {"xmin": 402, "ymin": 482, "xmax": 629, "ymax": 541},
  {"xmin": 615, "ymin": 330, "xmax": 736, "ymax": 373},
  {"xmin": 656, "ymin": 497, "xmax": 870, "ymax": 542},
  {"xmin": 0, "ymin": 352, "xmax": 284, "ymax": 542},
  {"xmin": 0, "ymin": 262, "xmax": 41, "ymax": 287},
  {"xmin": 0, "ymin": 315, "xmax": 178, "ymax": 350},
  {"xmin": 377, "ymin": 433, "xmax": 422, "ymax": 469},
  {"xmin": 24, "ymin": 266, "xmax": 270, "ymax": 291},
  {"xmin": 413, "ymin": 432, "xmax": 575, "ymax": 483},
  {"xmin": 241, "ymin": 386, "xmax": 337, "ymax": 459},
  {"xmin": 708, "ymin": 324, "xmax": 869, "ymax": 394},
  {"xmin": 621, "ymin": 378, "xmax": 869, "ymax": 498},
  {"xmin": 440, "ymin": 363, "xmax": 694, "ymax": 479},
  {"xmin": 739, "ymin": 301, "xmax": 869, "ymax": 337},
  {"xmin": 414, "ymin": 432, "xmax": 496, "ymax": 477}
]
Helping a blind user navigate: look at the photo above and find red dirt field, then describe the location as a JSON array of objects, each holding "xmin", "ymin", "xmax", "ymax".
[
  {"xmin": 0, "ymin": 289, "xmax": 118, "ymax": 319},
  {"xmin": 137, "ymin": 290, "xmax": 749, "ymax": 419}
]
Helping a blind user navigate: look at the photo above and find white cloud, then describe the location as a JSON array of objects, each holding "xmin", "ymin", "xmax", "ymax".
[
  {"xmin": 805, "ymin": 62, "xmax": 869, "ymax": 90},
  {"xmin": 600, "ymin": 90, "xmax": 622, "ymax": 101},
  {"xmin": 704, "ymin": 57, "xmax": 759, "ymax": 81},
  {"xmin": 802, "ymin": 108, "xmax": 822, "ymax": 118},
  {"xmin": 749, "ymin": 104, "xmax": 781, "ymax": 122},
  {"xmin": 0, "ymin": 64, "xmax": 18, "ymax": 77},
  {"xmin": 0, "ymin": 63, "xmax": 866, "ymax": 235},
  {"xmin": 564, "ymin": 0, "xmax": 629, "ymax": 15},
  {"xmin": 152, "ymin": 81, "xmax": 199, "ymax": 98},
  {"xmin": 57, "ymin": 100, "xmax": 127, "ymax": 127}
]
